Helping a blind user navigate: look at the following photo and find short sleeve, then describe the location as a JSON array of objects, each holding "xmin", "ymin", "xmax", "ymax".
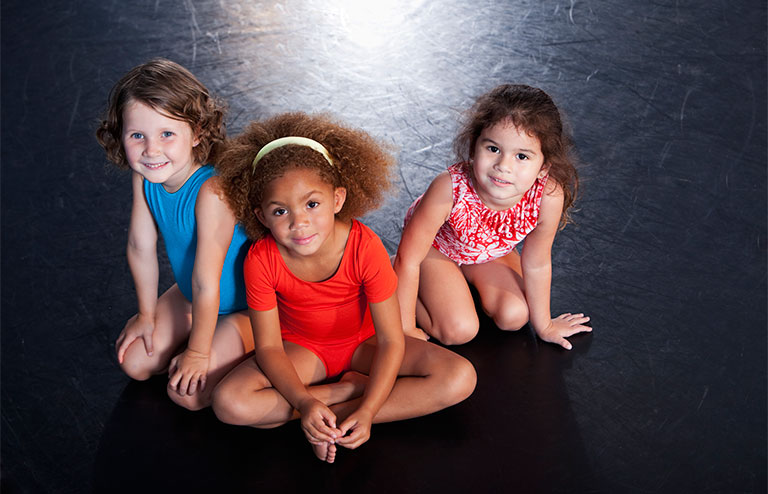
[
  {"xmin": 357, "ymin": 223, "xmax": 398, "ymax": 304},
  {"xmin": 243, "ymin": 239, "xmax": 278, "ymax": 311}
]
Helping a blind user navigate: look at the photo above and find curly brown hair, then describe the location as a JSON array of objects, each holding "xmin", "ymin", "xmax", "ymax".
[
  {"xmin": 95, "ymin": 58, "xmax": 226, "ymax": 168},
  {"xmin": 217, "ymin": 112, "xmax": 395, "ymax": 241},
  {"xmin": 454, "ymin": 84, "xmax": 579, "ymax": 228}
]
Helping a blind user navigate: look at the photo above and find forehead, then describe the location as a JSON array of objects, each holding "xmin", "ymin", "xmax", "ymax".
[
  {"xmin": 264, "ymin": 167, "xmax": 334, "ymax": 198},
  {"xmin": 480, "ymin": 120, "xmax": 541, "ymax": 149},
  {"xmin": 122, "ymin": 100, "xmax": 189, "ymax": 128}
]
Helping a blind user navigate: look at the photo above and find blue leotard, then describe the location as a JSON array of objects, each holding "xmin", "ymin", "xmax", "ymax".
[{"xmin": 143, "ymin": 164, "xmax": 248, "ymax": 314}]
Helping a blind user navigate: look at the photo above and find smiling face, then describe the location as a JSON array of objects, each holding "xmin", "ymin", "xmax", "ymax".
[
  {"xmin": 255, "ymin": 167, "xmax": 347, "ymax": 259},
  {"xmin": 470, "ymin": 119, "xmax": 548, "ymax": 210},
  {"xmin": 121, "ymin": 100, "xmax": 200, "ymax": 192}
]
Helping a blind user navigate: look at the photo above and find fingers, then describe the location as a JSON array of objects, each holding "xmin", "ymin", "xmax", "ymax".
[
  {"xmin": 142, "ymin": 332, "xmax": 154, "ymax": 357},
  {"xmin": 116, "ymin": 333, "xmax": 137, "ymax": 365},
  {"xmin": 168, "ymin": 367, "xmax": 182, "ymax": 392},
  {"xmin": 169, "ymin": 369, "xmax": 204, "ymax": 396},
  {"xmin": 545, "ymin": 313, "xmax": 592, "ymax": 350},
  {"xmin": 336, "ymin": 421, "xmax": 369, "ymax": 449},
  {"xmin": 302, "ymin": 409, "xmax": 340, "ymax": 444}
]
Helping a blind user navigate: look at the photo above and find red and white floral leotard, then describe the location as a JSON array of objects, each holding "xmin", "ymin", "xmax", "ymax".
[{"xmin": 404, "ymin": 162, "xmax": 548, "ymax": 265}]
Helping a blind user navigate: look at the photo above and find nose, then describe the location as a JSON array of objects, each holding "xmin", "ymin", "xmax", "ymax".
[
  {"xmin": 290, "ymin": 209, "xmax": 309, "ymax": 230},
  {"xmin": 494, "ymin": 154, "xmax": 513, "ymax": 173},
  {"xmin": 143, "ymin": 137, "xmax": 161, "ymax": 157}
]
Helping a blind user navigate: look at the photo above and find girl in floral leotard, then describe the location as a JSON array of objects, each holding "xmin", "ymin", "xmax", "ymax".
[{"xmin": 395, "ymin": 84, "xmax": 591, "ymax": 349}]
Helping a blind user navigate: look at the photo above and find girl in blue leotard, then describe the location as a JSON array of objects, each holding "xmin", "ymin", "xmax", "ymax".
[{"xmin": 96, "ymin": 58, "xmax": 253, "ymax": 410}]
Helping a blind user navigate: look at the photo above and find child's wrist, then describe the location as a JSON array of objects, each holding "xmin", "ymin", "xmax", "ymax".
[
  {"xmin": 136, "ymin": 311, "xmax": 155, "ymax": 322},
  {"xmin": 530, "ymin": 317, "xmax": 552, "ymax": 334},
  {"xmin": 184, "ymin": 347, "xmax": 210, "ymax": 358}
]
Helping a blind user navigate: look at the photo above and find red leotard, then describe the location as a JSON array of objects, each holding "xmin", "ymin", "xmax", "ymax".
[{"xmin": 244, "ymin": 220, "xmax": 398, "ymax": 378}]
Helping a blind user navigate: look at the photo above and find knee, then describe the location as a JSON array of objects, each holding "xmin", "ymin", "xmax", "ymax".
[
  {"xmin": 491, "ymin": 301, "xmax": 529, "ymax": 332},
  {"xmin": 211, "ymin": 381, "xmax": 249, "ymax": 425},
  {"xmin": 432, "ymin": 355, "xmax": 476, "ymax": 408},
  {"xmin": 433, "ymin": 317, "xmax": 480, "ymax": 346},
  {"xmin": 212, "ymin": 380, "xmax": 280, "ymax": 427},
  {"xmin": 119, "ymin": 353, "xmax": 156, "ymax": 381},
  {"xmin": 445, "ymin": 356, "xmax": 477, "ymax": 405}
]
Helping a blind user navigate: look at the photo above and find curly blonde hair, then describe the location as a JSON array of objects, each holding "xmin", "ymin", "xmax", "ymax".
[
  {"xmin": 95, "ymin": 58, "xmax": 226, "ymax": 168},
  {"xmin": 217, "ymin": 113, "xmax": 395, "ymax": 241}
]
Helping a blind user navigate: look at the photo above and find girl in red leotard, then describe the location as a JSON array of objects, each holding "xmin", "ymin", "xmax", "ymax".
[
  {"xmin": 211, "ymin": 113, "xmax": 476, "ymax": 463},
  {"xmin": 395, "ymin": 84, "xmax": 591, "ymax": 349}
]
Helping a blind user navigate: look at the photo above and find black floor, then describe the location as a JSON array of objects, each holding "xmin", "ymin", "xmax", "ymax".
[{"xmin": 2, "ymin": 1, "xmax": 766, "ymax": 493}]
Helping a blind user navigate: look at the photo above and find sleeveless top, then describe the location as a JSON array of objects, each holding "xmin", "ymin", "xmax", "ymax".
[
  {"xmin": 143, "ymin": 164, "xmax": 249, "ymax": 313},
  {"xmin": 405, "ymin": 162, "xmax": 548, "ymax": 265}
]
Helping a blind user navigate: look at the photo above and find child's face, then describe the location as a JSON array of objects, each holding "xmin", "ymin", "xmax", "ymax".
[
  {"xmin": 121, "ymin": 100, "xmax": 200, "ymax": 192},
  {"xmin": 471, "ymin": 119, "xmax": 548, "ymax": 210},
  {"xmin": 256, "ymin": 167, "xmax": 346, "ymax": 258}
]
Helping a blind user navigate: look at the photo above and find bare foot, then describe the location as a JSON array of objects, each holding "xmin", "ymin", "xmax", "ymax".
[
  {"xmin": 339, "ymin": 371, "xmax": 368, "ymax": 397},
  {"xmin": 311, "ymin": 441, "xmax": 337, "ymax": 463},
  {"xmin": 404, "ymin": 327, "xmax": 430, "ymax": 341}
]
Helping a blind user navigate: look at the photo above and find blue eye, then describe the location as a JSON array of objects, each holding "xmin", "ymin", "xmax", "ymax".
[
  {"xmin": 161, "ymin": 131, "xmax": 174, "ymax": 138},
  {"xmin": 130, "ymin": 132, "xmax": 144, "ymax": 139},
  {"xmin": 307, "ymin": 201, "xmax": 319, "ymax": 209}
]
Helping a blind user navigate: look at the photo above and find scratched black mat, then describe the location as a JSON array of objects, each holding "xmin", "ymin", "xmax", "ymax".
[{"xmin": 2, "ymin": 1, "xmax": 765, "ymax": 493}]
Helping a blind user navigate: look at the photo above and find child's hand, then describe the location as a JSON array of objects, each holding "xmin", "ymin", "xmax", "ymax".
[
  {"xmin": 168, "ymin": 349, "xmax": 209, "ymax": 395},
  {"xmin": 115, "ymin": 314, "xmax": 155, "ymax": 364},
  {"xmin": 336, "ymin": 409, "xmax": 374, "ymax": 450},
  {"xmin": 298, "ymin": 399, "xmax": 340, "ymax": 445},
  {"xmin": 536, "ymin": 313, "xmax": 592, "ymax": 350}
]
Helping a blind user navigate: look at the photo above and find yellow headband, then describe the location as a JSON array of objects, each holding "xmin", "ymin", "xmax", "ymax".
[{"xmin": 251, "ymin": 136, "xmax": 334, "ymax": 172}]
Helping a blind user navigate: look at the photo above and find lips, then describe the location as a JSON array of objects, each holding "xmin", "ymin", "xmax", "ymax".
[
  {"xmin": 489, "ymin": 176, "xmax": 512, "ymax": 186},
  {"xmin": 143, "ymin": 161, "xmax": 168, "ymax": 170},
  {"xmin": 292, "ymin": 234, "xmax": 317, "ymax": 245}
]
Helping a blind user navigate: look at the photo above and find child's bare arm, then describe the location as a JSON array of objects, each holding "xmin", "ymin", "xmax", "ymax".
[
  {"xmin": 250, "ymin": 308, "xmax": 341, "ymax": 444},
  {"xmin": 521, "ymin": 182, "xmax": 590, "ymax": 349},
  {"xmin": 116, "ymin": 172, "xmax": 160, "ymax": 363},
  {"xmin": 168, "ymin": 178, "xmax": 233, "ymax": 395},
  {"xmin": 393, "ymin": 172, "xmax": 453, "ymax": 333},
  {"xmin": 336, "ymin": 294, "xmax": 404, "ymax": 449}
]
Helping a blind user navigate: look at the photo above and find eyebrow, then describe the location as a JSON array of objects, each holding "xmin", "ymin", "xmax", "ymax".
[
  {"xmin": 479, "ymin": 137, "xmax": 538, "ymax": 155},
  {"xmin": 265, "ymin": 189, "xmax": 323, "ymax": 207}
]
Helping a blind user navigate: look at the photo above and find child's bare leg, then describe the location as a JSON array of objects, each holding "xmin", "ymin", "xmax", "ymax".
[
  {"xmin": 462, "ymin": 250, "xmax": 528, "ymax": 331},
  {"xmin": 118, "ymin": 284, "xmax": 192, "ymax": 380},
  {"xmin": 417, "ymin": 247, "xmax": 479, "ymax": 345},
  {"xmin": 338, "ymin": 336, "xmax": 476, "ymax": 426},
  {"xmin": 212, "ymin": 342, "xmax": 365, "ymax": 428},
  {"xmin": 167, "ymin": 310, "xmax": 254, "ymax": 411}
]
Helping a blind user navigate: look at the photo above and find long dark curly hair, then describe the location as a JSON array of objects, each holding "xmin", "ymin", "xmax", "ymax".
[
  {"xmin": 217, "ymin": 112, "xmax": 395, "ymax": 241},
  {"xmin": 95, "ymin": 58, "xmax": 226, "ymax": 168},
  {"xmin": 454, "ymin": 84, "xmax": 580, "ymax": 228}
]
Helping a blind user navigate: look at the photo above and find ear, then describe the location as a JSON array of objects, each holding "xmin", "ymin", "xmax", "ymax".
[
  {"xmin": 255, "ymin": 207, "xmax": 268, "ymax": 227},
  {"xmin": 192, "ymin": 126, "xmax": 201, "ymax": 147},
  {"xmin": 538, "ymin": 163, "xmax": 550, "ymax": 180},
  {"xmin": 333, "ymin": 187, "xmax": 347, "ymax": 214}
]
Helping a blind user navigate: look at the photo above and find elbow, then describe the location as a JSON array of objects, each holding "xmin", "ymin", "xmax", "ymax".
[
  {"xmin": 126, "ymin": 237, "xmax": 154, "ymax": 258},
  {"xmin": 191, "ymin": 277, "xmax": 220, "ymax": 301}
]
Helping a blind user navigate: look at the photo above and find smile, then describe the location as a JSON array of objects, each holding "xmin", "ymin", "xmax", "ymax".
[
  {"xmin": 142, "ymin": 161, "xmax": 169, "ymax": 170},
  {"xmin": 489, "ymin": 176, "xmax": 512, "ymax": 186},
  {"xmin": 292, "ymin": 234, "xmax": 317, "ymax": 245}
]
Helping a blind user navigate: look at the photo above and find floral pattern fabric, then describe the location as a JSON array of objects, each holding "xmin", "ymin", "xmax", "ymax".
[{"xmin": 405, "ymin": 162, "xmax": 547, "ymax": 265}]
